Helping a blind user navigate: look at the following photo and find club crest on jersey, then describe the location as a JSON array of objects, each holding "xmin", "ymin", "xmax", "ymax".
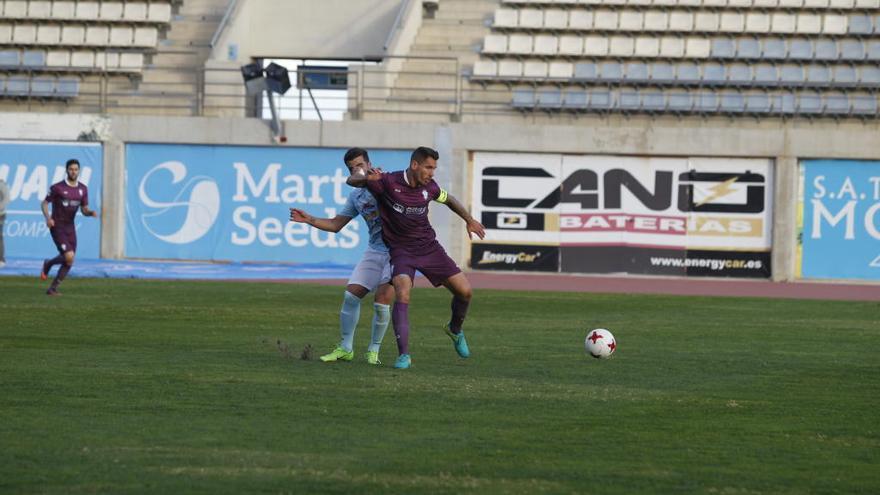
[{"xmin": 422, "ymin": 190, "xmax": 428, "ymax": 200}]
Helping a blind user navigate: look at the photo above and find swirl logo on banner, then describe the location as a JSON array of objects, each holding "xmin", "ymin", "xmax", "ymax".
[
  {"xmin": 138, "ymin": 161, "xmax": 220, "ymax": 244},
  {"xmin": 125, "ymin": 144, "xmax": 411, "ymax": 264}
]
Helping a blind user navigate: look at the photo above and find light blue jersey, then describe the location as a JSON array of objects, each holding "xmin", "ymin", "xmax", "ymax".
[{"xmin": 340, "ymin": 188, "xmax": 388, "ymax": 253}]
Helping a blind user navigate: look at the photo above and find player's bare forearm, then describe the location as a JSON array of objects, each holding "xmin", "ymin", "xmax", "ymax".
[
  {"xmin": 444, "ymin": 193, "xmax": 486, "ymax": 240},
  {"xmin": 444, "ymin": 193, "xmax": 473, "ymax": 222},
  {"xmin": 289, "ymin": 208, "xmax": 349, "ymax": 233},
  {"xmin": 81, "ymin": 206, "xmax": 98, "ymax": 217},
  {"xmin": 41, "ymin": 201, "xmax": 54, "ymax": 227}
]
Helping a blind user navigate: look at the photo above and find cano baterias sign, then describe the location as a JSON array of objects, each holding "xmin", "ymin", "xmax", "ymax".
[{"xmin": 470, "ymin": 152, "xmax": 773, "ymax": 278}]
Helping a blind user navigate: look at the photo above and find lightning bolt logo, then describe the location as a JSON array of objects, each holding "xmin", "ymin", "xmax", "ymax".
[{"xmin": 695, "ymin": 176, "xmax": 739, "ymax": 207}]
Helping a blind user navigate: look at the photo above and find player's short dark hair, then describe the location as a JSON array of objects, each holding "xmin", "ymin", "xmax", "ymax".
[
  {"xmin": 411, "ymin": 146, "xmax": 439, "ymax": 164},
  {"xmin": 343, "ymin": 148, "xmax": 369, "ymax": 167},
  {"xmin": 65, "ymin": 159, "xmax": 80, "ymax": 171}
]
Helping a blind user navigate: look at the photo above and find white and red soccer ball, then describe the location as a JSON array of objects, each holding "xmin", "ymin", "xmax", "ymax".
[{"xmin": 585, "ymin": 328, "xmax": 616, "ymax": 359}]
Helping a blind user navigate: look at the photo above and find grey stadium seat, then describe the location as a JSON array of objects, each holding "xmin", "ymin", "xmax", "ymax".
[
  {"xmin": 618, "ymin": 91, "xmax": 641, "ymax": 111},
  {"xmin": 868, "ymin": 41, "xmax": 880, "ymax": 60},
  {"xmin": 848, "ymin": 15, "xmax": 874, "ymax": 35},
  {"xmin": 762, "ymin": 39, "xmax": 786, "ymax": 59},
  {"xmin": 0, "ymin": 50, "xmax": 19, "ymax": 66},
  {"xmin": 30, "ymin": 77, "xmax": 55, "ymax": 97},
  {"xmin": 651, "ymin": 63, "xmax": 676, "ymax": 84},
  {"xmin": 676, "ymin": 63, "xmax": 701, "ymax": 85},
  {"xmin": 642, "ymin": 92, "xmax": 666, "ymax": 112},
  {"xmin": 728, "ymin": 64, "xmax": 753, "ymax": 86},
  {"xmin": 599, "ymin": 62, "xmax": 624, "ymax": 82},
  {"xmin": 807, "ymin": 65, "xmax": 832, "ymax": 86},
  {"xmin": 711, "ymin": 38, "xmax": 737, "ymax": 58},
  {"xmin": 537, "ymin": 88, "xmax": 563, "ymax": 109},
  {"xmin": 780, "ymin": 65, "xmax": 805, "ymax": 86},
  {"xmin": 56, "ymin": 77, "xmax": 79, "ymax": 98},
  {"xmin": 668, "ymin": 92, "xmax": 694, "ymax": 112},
  {"xmin": 746, "ymin": 93, "xmax": 772, "ymax": 113},
  {"xmin": 624, "ymin": 62, "xmax": 650, "ymax": 84},
  {"xmin": 720, "ymin": 92, "xmax": 746, "ymax": 113},
  {"xmin": 840, "ymin": 40, "xmax": 866, "ymax": 60},
  {"xmin": 695, "ymin": 92, "xmax": 719, "ymax": 112},
  {"xmin": 754, "ymin": 64, "xmax": 779, "ymax": 86},
  {"xmin": 789, "ymin": 39, "xmax": 813, "ymax": 60},
  {"xmin": 573, "ymin": 62, "xmax": 599, "ymax": 82},
  {"xmin": 861, "ymin": 66, "xmax": 880, "ymax": 86},
  {"xmin": 833, "ymin": 65, "xmax": 859, "ymax": 86},
  {"xmin": 851, "ymin": 95, "xmax": 878, "ymax": 115},
  {"xmin": 587, "ymin": 89, "xmax": 612, "ymax": 110},
  {"xmin": 512, "ymin": 88, "xmax": 536, "ymax": 109},
  {"xmin": 703, "ymin": 63, "xmax": 726, "ymax": 85},
  {"xmin": 563, "ymin": 90, "xmax": 588, "ymax": 110},
  {"xmin": 738, "ymin": 38, "xmax": 761, "ymax": 59},
  {"xmin": 775, "ymin": 92, "xmax": 797, "ymax": 113},
  {"xmin": 814, "ymin": 40, "xmax": 838, "ymax": 60},
  {"xmin": 824, "ymin": 93, "xmax": 851, "ymax": 115},
  {"xmin": 798, "ymin": 93, "xmax": 824, "ymax": 113}
]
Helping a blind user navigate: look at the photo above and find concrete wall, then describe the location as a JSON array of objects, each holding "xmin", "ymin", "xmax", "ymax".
[
  {"xmin": 212, "ymin": 0, "xmax": 404, "ymax": 62},
  {"xmin": 2, "ymin": 111, "xmax": 880, "ymax": 282}
]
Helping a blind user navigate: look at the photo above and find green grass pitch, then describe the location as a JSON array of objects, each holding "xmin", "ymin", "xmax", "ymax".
[{"xmin": 1, "ymin": 277, "xmax": 878, "ymax": 494}]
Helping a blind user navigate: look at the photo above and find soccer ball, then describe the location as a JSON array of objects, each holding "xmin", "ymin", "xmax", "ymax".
[{"xmin": 585, "ymin": 328, "xmax": 616, "ymax": 359}]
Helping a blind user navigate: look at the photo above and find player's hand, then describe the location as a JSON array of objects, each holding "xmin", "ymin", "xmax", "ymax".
[
  {"xmin": 367, "ymin": 166, "xmax": 382, "ymax": 176},
  {"xmin": 91, "ymin": 210, "xmax": 100, "ymax": 218},
  {"xmin": 46, "ymin": 218, "xmax": 55, "ymax": 228},
  {"xmin": 466, "ymin": 218, "xmax": 486, "ymax": 240},
  {"xmin": 289, "ymin": 208, "xmax": 311, "ymax": 224}
]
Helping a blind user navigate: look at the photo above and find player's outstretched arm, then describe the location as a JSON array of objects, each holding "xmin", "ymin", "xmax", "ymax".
[
  {"xmin": 442, "ymin": 193, "xmax": 486, "ymax": 240},
  {"xmin": 289, "ymin": 208, "xmax": 352, "ymax": 233}
]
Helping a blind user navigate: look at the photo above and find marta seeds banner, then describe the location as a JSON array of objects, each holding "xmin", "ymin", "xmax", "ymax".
[
  {"xmin": 0, "ymin": 141, "xmax": 103, "ymax": 259},
  {"xmin": 799, "ymin": 159, "xmax": 880, "ymax": 281},
  {"xmin": 125, "ymin": 144, "xmax": 410, "ymax": 264},
  {"xmin": 470, "ymin": 152, "xmax": 773, "ymax": 278}
]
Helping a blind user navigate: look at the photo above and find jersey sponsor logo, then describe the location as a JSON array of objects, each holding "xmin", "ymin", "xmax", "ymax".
[{"xmin": 138, "ymin": 161, "xmax": 220, "ymax": 244}]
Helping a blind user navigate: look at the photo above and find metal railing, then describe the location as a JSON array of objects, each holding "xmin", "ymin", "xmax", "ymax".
[{"xmin": 2, "ymin": 56, "xmax": 878, "ymax": 121}]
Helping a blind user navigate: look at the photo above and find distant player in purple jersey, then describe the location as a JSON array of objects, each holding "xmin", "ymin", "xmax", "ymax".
[
  {"xmin": 40, "ymin": 159, "xmax": 99, "ymax": 296},
  {"xmin": 348, "ymin": 146, "xmax": 485, "ymax": 369}
]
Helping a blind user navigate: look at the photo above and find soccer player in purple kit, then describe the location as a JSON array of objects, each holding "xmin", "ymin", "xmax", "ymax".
[
  {"xmin": 40, "ymin": 158, "xmax": 99, "ymax": 295},
  {"xmin": 347, "ymin": 146, "xmax": 485, "ymax": 369}
]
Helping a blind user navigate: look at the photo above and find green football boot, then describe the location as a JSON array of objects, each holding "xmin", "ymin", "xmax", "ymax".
[
  {"xmin": 365, "ymin": 351, "xmax": 381, "ymax": 365},
  {"xmin": 319, "ymin": 346, "xmax": 354, "ymax": 362}
]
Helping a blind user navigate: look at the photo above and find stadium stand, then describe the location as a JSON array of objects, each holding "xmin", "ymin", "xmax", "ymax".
[
  {"xmin": 469, "ymin": 0, "xmax": 880, "ymax": 117},
  {"xmin": 0, "ymin": 0, "xmax": 223, "ymax": 114}
]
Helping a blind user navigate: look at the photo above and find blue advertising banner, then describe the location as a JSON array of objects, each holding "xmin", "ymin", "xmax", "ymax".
[
  {"xmin": 800, "ymin": 160, "xmax": 880, "ymax": 281},
  {"xmin": 0, "ymin": 141, "xmax": 103, "ymax": 259},
  {"xmin": 125, "ymin": 144, "xmax": 411, "ymax": 264}
]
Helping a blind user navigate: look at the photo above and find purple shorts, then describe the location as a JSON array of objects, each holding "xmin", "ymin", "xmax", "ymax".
[
  {"xmin": 50, "ymin": 225, "xmax": 77, "ymax": 254},
  {"xmin": 391, "ymin": 241, "xmax": 461, "ymax": 287}
]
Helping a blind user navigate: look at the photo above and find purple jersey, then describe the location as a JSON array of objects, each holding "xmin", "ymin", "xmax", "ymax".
[
  {"xmin": 46, "ymin": 181, "xmax": 88, "ymax": 226},
  {"xmin": 366, "ymin": 171, "xmax": 442, "ymax": 253}
]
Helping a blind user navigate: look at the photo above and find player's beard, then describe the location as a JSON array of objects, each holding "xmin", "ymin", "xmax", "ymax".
[{"xmin": 67, "ymin": 170, "xmax": 79, "ymax": 183}]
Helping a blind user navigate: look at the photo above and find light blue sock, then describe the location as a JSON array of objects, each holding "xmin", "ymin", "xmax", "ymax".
[
  {"xmin": 339, "ymin": 291, "xmax": 361, "ymax": 352},
  {"xmin": 368, "ymin": 303, "xmax": 391, "ymax": 353}
]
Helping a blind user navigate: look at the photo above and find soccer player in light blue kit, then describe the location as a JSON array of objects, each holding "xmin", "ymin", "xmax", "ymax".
[{"xmin": 290, "ymin": 148, "xmax": 393, "ymax": 365}]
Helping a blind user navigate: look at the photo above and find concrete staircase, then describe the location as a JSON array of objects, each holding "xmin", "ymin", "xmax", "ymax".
[
  {"xmin": 360, "ymin": 0, "xmax": 499, "ymax": 122},
  {"xmin": 106, "ymin": 0, "xmax": 229, "ymax": 116}
]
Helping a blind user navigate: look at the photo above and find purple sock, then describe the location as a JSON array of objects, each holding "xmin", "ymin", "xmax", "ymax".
[
  {"xmin": 47, "ymin": 254, "xmax": 64, "ymax": 269},
  {"xmin": 449, "ymin": 297, "xmax": 470, "ymax": 334},
  {"xmin": 51, "ymin": 263, "xmax": 71, "ymax": 290},
  {"xmin": 392, "ymin": 302, "xmax": 410, "ymax": 355}
]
